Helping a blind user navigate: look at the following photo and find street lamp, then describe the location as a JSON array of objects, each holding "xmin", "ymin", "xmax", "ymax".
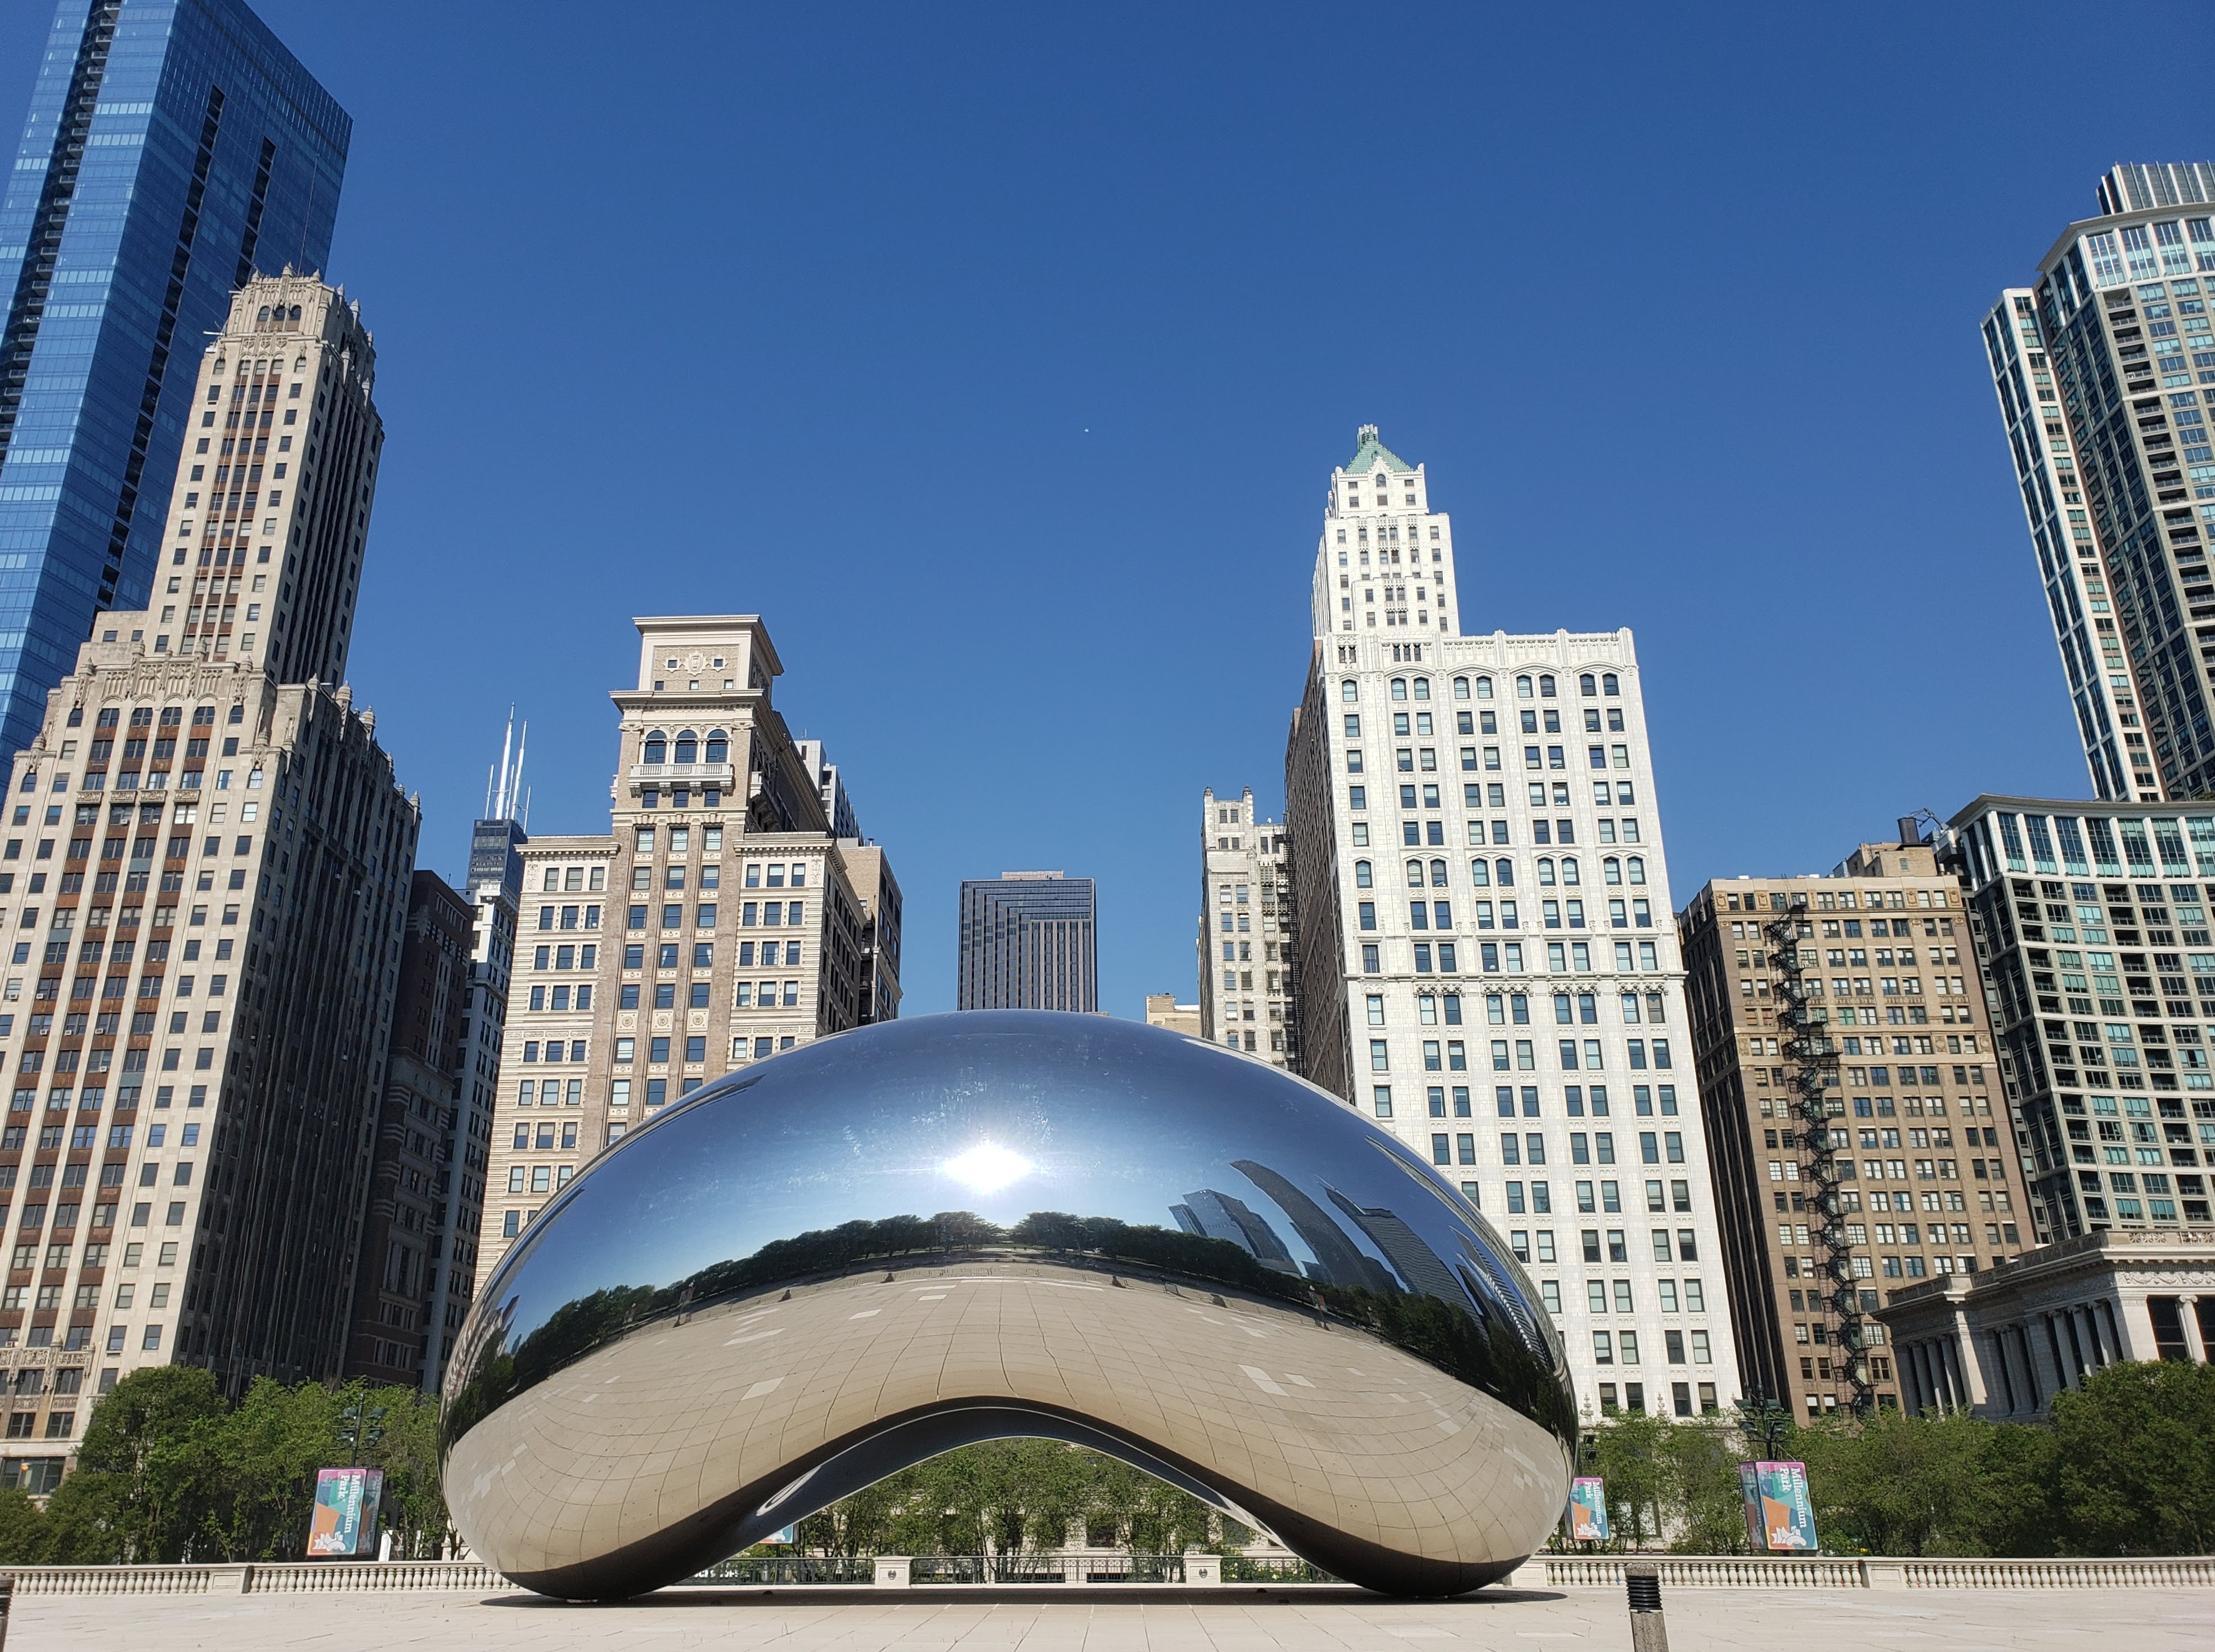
[{"xmin": 1737, "ymin": 1391, "xmax": 1794, "ymax": 1461}]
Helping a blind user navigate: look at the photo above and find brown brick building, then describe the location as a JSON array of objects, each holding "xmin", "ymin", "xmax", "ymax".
[
  {"xmin": 1679, "ymin": 828, "xmax": 2027, "ymax": 1419},
  {"xmin": 344, "ymin": 870, "xmax": 471, "ymax": 1386}
]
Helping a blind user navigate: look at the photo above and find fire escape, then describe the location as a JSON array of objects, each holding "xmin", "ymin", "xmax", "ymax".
[{"xmin": 1765, "ymin": 896, "xmax": 1876, "ymax": 1416}]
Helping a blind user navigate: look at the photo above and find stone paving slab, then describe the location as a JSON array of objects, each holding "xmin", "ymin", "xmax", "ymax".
[{"xmin": 8, "ymin": 1584, "xmax": 2214, "ymax": 1652}]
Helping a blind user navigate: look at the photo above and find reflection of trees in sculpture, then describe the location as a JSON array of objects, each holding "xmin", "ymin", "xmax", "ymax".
[
  {"xmin": 446, "ymin": 1191, "xmax": 1575, "ymax": 1455},
  {"xmin": 792, "ymin": 1439, "xmax": 1224, "ymax": 1559}
]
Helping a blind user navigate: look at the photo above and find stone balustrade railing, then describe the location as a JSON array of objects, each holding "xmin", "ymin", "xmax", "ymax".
[
  {"xmin": 1522, "ymin": 1554, "xmax": 2215, "ymax": 1590},
  {"xmin": 0, "ymin": 1553, "xmax": 2207, "ymax": 1596}
]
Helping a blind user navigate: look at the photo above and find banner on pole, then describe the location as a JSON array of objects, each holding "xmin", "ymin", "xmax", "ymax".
[{"xmin": 1737, "ymin": 1460, "xmax": 1817, "ymax": 1551}]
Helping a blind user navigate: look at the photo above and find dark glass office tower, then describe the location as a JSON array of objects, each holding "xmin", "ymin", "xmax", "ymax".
[
  {"xmin": 957, "ymin": 871, "xmax": 1099, "ymax": 1012},
  {"xmin": 0, "ymin": 0, "xmax": 348, "ymax": 752}
]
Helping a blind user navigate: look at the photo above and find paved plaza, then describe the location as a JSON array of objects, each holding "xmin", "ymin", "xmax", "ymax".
[{"xmin": 8, "ymin": 1584, "xmax": 2213, "ymax": 1652}]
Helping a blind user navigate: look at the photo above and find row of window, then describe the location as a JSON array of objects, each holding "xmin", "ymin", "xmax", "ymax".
[
  {"xmin": 1356, "ymin": 855, "xmax": 1648, "ymax": 888},
  {"xmin": 618, "ymin": 901, "xmax": 806, "ymax": 932},
  {"xmin": 1343, "ymin": 672, "xmax": 1623, "ymax": 704},
  {"xmin": 1383, "ymin": 1081, "xmax": 1679, "ymax": 1120},
  {"xmin": 1374, "ymin": 1036, "xmax": 1675, "ymax": 1075},
  {"xmin": 1351, "ymin": 938, "xmax": 1668, "ymax": 977},
  {"xmin": 1347, "ymin": 780, "xmax": 1638, "ymax": 816},
  {"xmin": 1355, "ymin": 896, "xmax": 1657, "ymax": 933}
]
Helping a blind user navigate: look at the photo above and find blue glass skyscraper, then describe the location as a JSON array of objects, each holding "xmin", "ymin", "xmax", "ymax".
[{"xmin": 0, "ymin": 0, "xmax": 347, "ymax": 753}]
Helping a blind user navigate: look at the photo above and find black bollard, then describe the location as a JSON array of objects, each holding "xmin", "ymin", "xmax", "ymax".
[{"xmin": 1624, "ymin": 1560, "xmax": 1667, "ymax": 1652}]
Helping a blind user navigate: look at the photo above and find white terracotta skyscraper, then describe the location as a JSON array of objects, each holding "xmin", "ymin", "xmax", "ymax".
[{"xmin": 1284, "ymin": 427, "xmax": 1738, "ymax": 1423}]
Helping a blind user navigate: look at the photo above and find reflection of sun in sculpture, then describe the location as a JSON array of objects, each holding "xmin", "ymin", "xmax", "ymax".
[
  {"xmin": 943, "ymin": 1142, "xmax": 1034, "ymax": 1193},
  {"xmin": 442, "ymin": 1013, "xmax": 1575, "ymax": 1600}
]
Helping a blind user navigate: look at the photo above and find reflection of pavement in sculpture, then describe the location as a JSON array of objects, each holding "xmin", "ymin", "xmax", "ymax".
[{"xmin": 442, "ymin": 1014, "xmax": 1575, "ymax": 1600}]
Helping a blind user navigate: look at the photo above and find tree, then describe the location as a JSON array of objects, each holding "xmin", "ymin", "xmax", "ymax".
[
  {"xmin": 51, "ymin": 1365, "xmax": 226, "ymax": 1562},
  {"xmin": 2051, "ymin": 1361, "xmax": 2215, "ymax": 1555},
  {"xmin": 0, "ymin": 1485, "xmax": 48, "ymax": 1563},
  {"xmin": 1663, "ymin": 1420, "xmax": 1749, "ymax": 1554},
  {"xmin": 1589, "ymin": 1410, "xmax": 1671, "ymax": 1547}
]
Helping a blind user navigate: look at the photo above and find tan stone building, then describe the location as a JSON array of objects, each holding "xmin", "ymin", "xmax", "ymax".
[
  {"xmin": 1144, "ymin": 994, "xmax": 1201, "ymax": 1036},
  {"xmin": 1679, "ymin": 828, "xmax": 2025, "ymax": 1421},
  {"xmin": 0, "ymin": 275, "xmax": 413, "ymax": 1476},
  {"xmin": 475, "ymin": 617, "xmax": 898, "ymax": 1280},
  {"xmin": 1198, "ymin": 787, "xmax": 1296, "ymax": 1065}
]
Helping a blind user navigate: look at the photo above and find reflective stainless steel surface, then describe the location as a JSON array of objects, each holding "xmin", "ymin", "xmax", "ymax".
[{"xmin": 442, "ymin": 1013, "xmax": 1575, "ymax": 1599}]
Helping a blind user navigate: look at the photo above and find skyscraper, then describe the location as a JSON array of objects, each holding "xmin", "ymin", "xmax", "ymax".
[
  {"xmin": 956, "ymin": 871, "xmax": 1097, "ymax": 1012},
  {"xmin": 420, "ymin": 730, "xmax": 530, "ymax": 1388},
  {"xmin": 1981, "ymin": 163, "xmax": 2215, "ymax": 802},
  {"xmin": 473, "ymin": 617, "xmax": 901, "ymax": 1281},
  {"xmin": 0, "ymin": 0, "xmax": 349, "ymax": 752},
  {"xmin": 0, "ymin": 273, "xmax": 411, "ymax": 1453},
  {"xmin": 1282, "ymin": 426, "xmax": 1738, "ymax": 1422},
  {"xmin": 1943, "ymin": 793, "xmax": 2215, "ymax": 1243},
  {"xmin": 343, "ymin": 869, "xmax": 470, "ymax": 1388},
  {"xmin": 1677, "ymin": 829, "xmax": 2022, "ymax": 1421},
  {"xmin": 1198, "ymin": 787, "xmax": 1296, "ymax": 1065}
]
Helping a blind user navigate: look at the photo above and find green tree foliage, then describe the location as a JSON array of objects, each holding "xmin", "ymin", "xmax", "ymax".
[
  {"xmin": 1576, "ymin": 1363, "xmax": 2215, "ymax": 1557},
  {"xmin": 2, "ymin": 1369, "xmax": 449, "ymax": 1564},
  {"xmin": 2049, "ymin": 1361, "xmax": 2215, "ymax": 1555}
]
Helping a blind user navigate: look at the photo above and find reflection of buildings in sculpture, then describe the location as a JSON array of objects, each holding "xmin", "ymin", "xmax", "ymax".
[
  {"xmin": 1326, "ymin": 1187, "xmax": 1466, "ymax": 1306},
  {"xmin": 1172, "ymin": 1189, "xmax": 1299, "ymax": 1273},
  {"xmin": 1228, "ymin": 1159, "xmax": 1394, "ymax": 1294}
]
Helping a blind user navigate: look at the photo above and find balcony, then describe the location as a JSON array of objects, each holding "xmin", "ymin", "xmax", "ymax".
[{"xmin": 627, "ymin": 762, "xmax": 734, "ymax": 795}]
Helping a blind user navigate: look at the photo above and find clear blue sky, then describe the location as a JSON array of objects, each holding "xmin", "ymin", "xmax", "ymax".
[{"xmin": 4, "ymin": 2, "xmax": 2210, "ymax": 1017}]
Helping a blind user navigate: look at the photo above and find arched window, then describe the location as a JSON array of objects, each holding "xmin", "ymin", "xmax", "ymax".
[
  {"xmin": 1342, "ymin": 679, "xmax": 1359, "ymax": 703},
  {"xmin": 704, "ymin": 730, "xmax": 729, "ymax": 762},
  {"xmin": 1516, "ymin": 675, "xmax": 1533, "ymax": 699},
  {"xmin": 1453, "ymin": 676, "xmax": 1470, "ymax": 699},
  {"xmin": 1603, "ymin": 857, "xmax": 1623, "ymax": 885},
  {"xmin": 643, "ymin": 732, "xmax": 667, "ymax": 765},
  {"xmin": 288, "ymin": 304, "xmax": 302, "ymax": 326},
  {"xmin": 1475, "ymin": 675, "xmax": 1494, "ymax": 699},
  {"xmin": 1413, "ymin": 677, "xmax": 1430, "ymax": 701},
  {"xmin": 1561, "ymin": 856, "xmax": 1580, "ymax": 886},
  {"xmin": 1538, "ymin": 674, "xmax": 1556, "ymax": 698},
  {"xmin": 1391, "ymin": 677, "xmax": 1408, "ymax": 701},
  {"xmin": 1538, "ymin": 858, "xmax": 1557, "ymax": 886},
  {"xmin": 1406, "ymin": 859, "xmax": 1425, "ymax": 888},
  {"xmin": 673, "ymin": 730, "xmax": 698, "ymax": 764},
  {"xmin": 1628, "ymin": 856, "xmax": 1646, "ymax": 886},
  {"xmin": 1354, "ymin": 860, "xmax": 1373, "ymax": 889},
  {"xmin": 1470, "ymin": 859, "xmax": 1491, "ymax": 887},
  {"xmin": 1495, "ymin": 858, "xmax": 1515, "ymax": 888},
  {"xmin": 1430, "ymin": 858, "xmax": 1449, "ymax": 887},
  {"xmin": 1579, "ymin": 673, "xmax": 1597, "ymax": 696},
  {"xmin": 1603, "ymin": 673, "xmax": 1620, "ymax": 695}
]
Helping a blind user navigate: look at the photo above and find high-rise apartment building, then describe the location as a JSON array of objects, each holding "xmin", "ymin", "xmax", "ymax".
[
  {"xmin": 1678, "ymin": 829, "xmax": 2023, "ymax": 1421},
  {"xmin": 473, "ymin": 617, "xmax": 900, "ymax": 1283},
  {"xmin": 0, "ymin": 0, "xmax": 349, "ymax": 753},
  {"xmin": 1981, "ymin": 163, "xmax": 2215, "ymax": 802},
  {"xmin": 956, "ymin": 872, "xmax": 1097, "ymax": 1012},
  {"xmin": 1944, "ymin": 794, "xmax": 2215, "ymax": 1243},
  {"xmin": 1282, "ymin": 427, "xmax": 1737, "ymax": 1421},
  {"xmin": 1197, "ymin": 787, "xmax": 1296, "ymax": 1066},
  {"xmin": 343, "ymin": 870, "xmax": 470, "ymax": 1387},
  {"xmin": 0, "ymin": 272, "xmax": 411, "ymax": 1470}
]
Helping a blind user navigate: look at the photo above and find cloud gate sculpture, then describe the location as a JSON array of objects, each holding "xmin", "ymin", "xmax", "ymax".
[{"xmin": 441, "ymin": 1013, "xmax": 1575, "ymax": 1599}]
